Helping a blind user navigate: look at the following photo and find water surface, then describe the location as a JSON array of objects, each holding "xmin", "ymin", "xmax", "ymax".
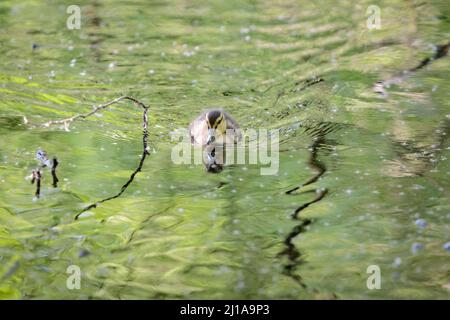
[{"xmin": 0, "ymin": 0, "xmax": 449, "ymax": 299}]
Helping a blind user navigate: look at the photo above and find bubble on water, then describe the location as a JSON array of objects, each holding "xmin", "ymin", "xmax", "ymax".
[
  {"xmin": 80, "ymin": 70, "xmax": 86, "ymax": 76},
  {"xmin": 443, "ymin": 242, "xmax": 450, "ymax": 252},
  {"xmin": 70, "ymin": 59, "xmax": 76, "ymax": 67},
  {"xmin": 78, "ymin": 211, "xmax": 94, "ymax": 219},
  {"xmin": 317, "ymin": 187, "xmax": 326, "ymax": 194},
  {"xmin": 235, "ymin": 281, "xmax": 245, "ymax": 292},
  {"xmin": 411, "ymin": 242, "xmax": 424, "ymax": 254},
  {"xmin": 178, "ymin": 208, "xmax": 184, "ymax": 213},
  {"xmin": 183, "ymin": 50, "xmax": 195, "ymax": 57},
  {"xmin": 393, "ymin": 257, "xmax": 402, "ymax": 267},
  {"xmin": 345, "ymin": 189, "xmax": 353, "ymax": 195},
  {"xmin": 217, "ymin": 265, "xmax": 230, "ymax": 274},
  {"xmin": 415, "ymin": 219, "xmax": 427, "ymax": 228},
  {"xmin": 244, "ymin": 35, "xmax": 251, "ymax": 41},
  {"xmin": 259, "ymin": 267, "xmax": 269, "ymax": 274},
  {"xmin": 232, "ymin": 230, "xmax": 240, "ymax": 236},
  {"xmin": 108, "ymin": 62, "xmax": 116, "ymax": 69},
  {"xmin": 148, "ymin": 69, "xmax": 155, "ymax": 74},
  {"xmin": 209, "ymin": 211, "xmax": 217, "ymax": 220}
]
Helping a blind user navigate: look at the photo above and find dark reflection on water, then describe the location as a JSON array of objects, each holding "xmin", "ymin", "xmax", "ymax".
[
  {"xmin": 203, "ymin": 144, "xmax": 224, "ymax": 173},
  {"xmin": 0, "ymin": 116, "xmax": 25, "ymax": 131},
  {"xmin": 279, "ymin": 122, "xmax": 341, "ymax": 289}
]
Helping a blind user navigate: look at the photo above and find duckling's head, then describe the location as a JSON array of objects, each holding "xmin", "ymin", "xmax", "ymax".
[{"xmin": 205, "ymin": 110, "xmax": 227, "ymax": 145}]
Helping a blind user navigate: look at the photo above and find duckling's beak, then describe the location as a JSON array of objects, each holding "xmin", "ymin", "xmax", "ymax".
[{"xmin": 206, "ymin": 128, "xmax": 216, "ymax": 145}]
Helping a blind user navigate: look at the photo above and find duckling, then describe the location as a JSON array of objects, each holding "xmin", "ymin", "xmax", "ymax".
[{"xmin": 189, "ymin": 109, "xmax": 241, "ymax": 146}]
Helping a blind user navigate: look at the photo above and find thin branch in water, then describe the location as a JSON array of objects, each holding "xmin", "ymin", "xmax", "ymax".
[
  {"xmin": 30, "ymin": 149, "xmax": 59, "ymax": 198},
  {"xmin": 39, "ymin": 96, "xmax": 150, "ymax": 220},
  {"xmin": 43, "ymin": 96, "xmax": 148, "ymax": 133},
  {"xmin": 31, "ymin": 169, "xmax": 42, "ymax": 198},
  {"xmin": 292, "ymin": 77, "xmax": 324, "ymax": 93},
  {"xmin": 272, "ymin": 77, "xmax": 324, "ymax": 109},
  {"xmin": 374, "ymin": 41, "xmax": 450, "ymax": 97},
  {"xmin": 51, "ymin": 157, "xmax": 59, "ymax": 187}
]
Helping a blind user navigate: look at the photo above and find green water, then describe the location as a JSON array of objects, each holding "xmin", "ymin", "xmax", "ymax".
[{"xmin": 0, "ymin": 0, "xmax": 449, "ymax": 299}]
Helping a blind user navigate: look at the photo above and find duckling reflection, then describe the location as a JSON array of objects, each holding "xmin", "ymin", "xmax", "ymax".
[{"xmin": 203, "ymin": 144, "xmax": 226, "ymax": 173}]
